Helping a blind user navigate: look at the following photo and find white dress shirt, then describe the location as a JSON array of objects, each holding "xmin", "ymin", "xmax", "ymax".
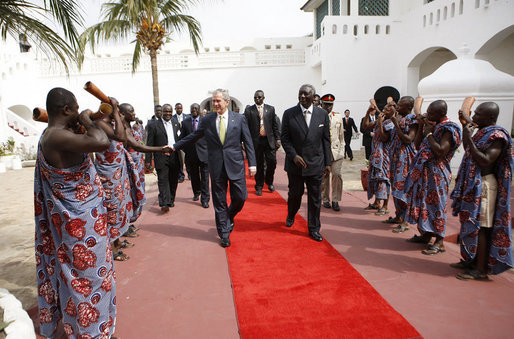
[
  {"xmin": 301, "ymin": 104, "xmax": 313, "ymax": 127},
  {"xmin": 163, "ymin": 119, "xmax": 176, "ymax": 146}
]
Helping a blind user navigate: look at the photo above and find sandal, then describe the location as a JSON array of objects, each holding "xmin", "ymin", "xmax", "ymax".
[
  {"xmin": 421, "ymin": 244, "xmax": 446, "ymax": 255},
  {"xmin": 450, "ymin": 259, "xmax": 473, "ymax": 270},
  {"xmin": 406, "ymin": 234, "xmax": 431, "ymax": 244},
  {"xmin": 129, "ymin": 224, "xmax": 140, "ymax": 232},
  {"xmin": 120, "ymin": 239, "xmax": 134, "ymax": 249},
  {"xmin": 122, "ymin": 229, "xmax": 139, "ymax": 238},
  {"xmin": 456, "ymin": 270, "xmax": 489, "ymax": 281},
  {"xmin": 392, "ymin": 224, "xmax": 409, "ymax": 233},
  {"xmin": 375, "ymin": 208, "xmax": 389, "ymax": 216},
  {"xmin": 113, "ymin": 250, "xmax": 129, "ymax": 261},
  {"xmin": 382, "ymin": 216, "xmax": 402, "ymax": 224},
  {"xmin": 364, "ymin": 203, "xmax": 380, "ymax": 210}
]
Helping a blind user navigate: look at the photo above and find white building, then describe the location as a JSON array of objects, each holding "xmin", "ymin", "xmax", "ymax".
[{"xmin": 1, "ymin": 0, "xmax": 513, "ymax": 162}]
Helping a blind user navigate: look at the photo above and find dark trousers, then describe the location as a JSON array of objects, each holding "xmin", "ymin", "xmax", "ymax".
[
  {"xmin": 344, "ymin": 135, "xmax": 353, "ymax": 159},
  {"xmin": 287, "ymin": 171, "xmax": 322, "ymax": 232},
  {"xmin": 211, "ymin": 165, "xmax": 248, "ymax": 239},
  {"xmin": 156, "ymin": 153, "xmax": 180, "ymax": 207},
  {"xmin": 188, "ymin": 159, "xmax": 210, "ymax": 204},
  {"xmin": 363, "ymin": 140, "xmax": 372, "ymax": 160},
  {"xmin": 255, "ymin": 137, "xmax": 277, "ymax": 190}
]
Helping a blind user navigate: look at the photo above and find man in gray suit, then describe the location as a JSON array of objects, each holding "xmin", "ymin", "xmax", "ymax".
[
  {"xmin": 281, "ymin": 84, "xmax": 331, "ymax": 242},
  {"xmin": 173, "ymin": 89, "xmax": 256, "ymax": 247}
]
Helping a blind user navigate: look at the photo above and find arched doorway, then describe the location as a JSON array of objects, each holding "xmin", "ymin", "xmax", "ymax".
[
  {"xmin": 407, "ymin": 47, "xmax": 457, "ymax": 96},
  {"xmin": 200, "ymin": 96, "xmax": 243, "ymax": 113},
  {"xmin": 475, "ymin": 25, "xmax": 514, "ymax": 76}
]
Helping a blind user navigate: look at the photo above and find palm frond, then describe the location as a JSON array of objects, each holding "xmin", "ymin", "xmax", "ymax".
[
  {"xmin": 43, "ymin": 0, "xmax": 84, "ymax": 48},
  {"xmin": 131, "ymin": 39, "xmax": 143, "ymax": 73},
  {"xmin": 161, "ymin": 14, "xmax": 202, "ymax": 53}
]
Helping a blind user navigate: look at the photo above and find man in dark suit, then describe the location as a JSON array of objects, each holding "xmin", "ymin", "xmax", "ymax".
[
  {"xmin": 244, "ymin": 90, "xmax": 281, "ymax": 196},
  {"xmin": 343, "ymin": 109, "xmax": 359, "ymax": 160},
  {"xmin": 145, "ymin": 104, "xmax": 162, "ymax": 172},
  {"xmin": 181, "ymin": 103, "xmax": 210, "ymax": 208},
  {"xmin": 146, "ymin": 103, "xmax": 182, "ymax": 212},
  {"xmin": 173, "ymin": 89, "xmax": 256, "ymax": 247},
  {"xmin": 172, "ymin": 103, "xmax": 190, "ymax": 183},
  {"xmin": 281, "ymin": 84, "xmax": 331, "ymax": 242},
  {"xmin": 360, "ymin": 108, "xmax": 377, "ymax": 160}
]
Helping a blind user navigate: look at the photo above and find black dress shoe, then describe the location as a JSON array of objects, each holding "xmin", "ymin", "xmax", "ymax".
[
  {"xmin": 193, "ymin": 194, "xmax": 199, "ymax": 201},
  {"xmin": 323, "ymin": 201, "xmax": 331, "ymax": 209},
  {"xmin": 309, "ymin": 231, "xmax": 323, "ymax": 242},
  {"xmin": 169, "ymin": 202, "xmax": 175, "ymax": 207},
  {"xmin": 220, "ymin": 238, "xmax": 231, "ymax": 248},
  {"xmin": 268, "ymin": 185, "xmax": 275, "ymax": 192},
  {"xmin": 256, "ymin": 189, "xmax": 262, "ymax": 196},
  {"xmin": 285, "ymin": 217, "xmax": 294, "ymax": 227},
  {"xmin": 332, "ymin": 202, "xmax": 340, "ymax": 211},
  {"xmin": 178, "ymin": 177, "xmax": 184, "ymax": 183},
  {"xmin": 202, "ymin": 202, "xmax": 209, "ymax": 208}
]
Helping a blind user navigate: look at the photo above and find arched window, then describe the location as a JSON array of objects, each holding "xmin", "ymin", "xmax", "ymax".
[
  {"xmin": 459, "ymin": 0, "xmax": 464, "ymax": 14},
  {"xmin": 376, "ymin": 25, "xmax": 380, "ymax": 34},
  {"xmin": 343, "ymin": 24, "xmax": 348, "ymax": 34},
  {"xmin": 332, "ymin": 24, "xmax": 337, "ymax": 34},
  {"xmin": 364, "ymin": 25, "xmax": 369, "ymax": 34},
  {"xmin": 451, "ymin": 3, "xmax": 455, "ymax": 17},
  {"xmin": 353, "ymin": 25, "xmax": 358, "ymax": 36},
  {"xmin": 443, "ymin": 6, "xmax": 448, "ymax": 20},
  {"xmin": 385, "ymin": 25, "xmax": 390, "ymax": 34}
]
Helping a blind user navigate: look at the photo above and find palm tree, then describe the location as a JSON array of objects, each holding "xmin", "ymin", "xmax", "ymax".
[
  {"xmin": 0, "ymin": 0, "xmax": 83, "ymax": 73},
  {"xmin": 79, "ymin": 0, "xmax": 202, "ymax": 106}
]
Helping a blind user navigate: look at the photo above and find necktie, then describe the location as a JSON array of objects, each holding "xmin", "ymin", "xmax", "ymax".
[
  {"xmin": 193, "ymin": 118, "xmax": 198, "ymax": 131},
  {"xmin": 258, "ymin": 106, "xmax": 265, "ymax": 136},
  {"xmin": 305, "ymin": 110, "xmax": 309, "ymax": 127},
  {"xmin": 219, "ymin": 115, "xmax": 226, "ymax": 144}
]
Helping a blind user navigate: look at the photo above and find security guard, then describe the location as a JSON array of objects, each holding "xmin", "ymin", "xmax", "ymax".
[{"xmin": 320, "ymin": 94, "xmax": 344, "ymax": 211}]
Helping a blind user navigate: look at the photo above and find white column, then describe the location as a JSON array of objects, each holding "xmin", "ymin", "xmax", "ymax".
[{"xmin": 350, "ymin": 0, "xmax": 359, "ymax": 16}]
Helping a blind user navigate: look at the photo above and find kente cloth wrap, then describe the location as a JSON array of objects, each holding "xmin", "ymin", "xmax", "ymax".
[
  {"xmin": 450, "ymin": 125, "xmax": 513, "ymax": 274},
  {"xmin": 390, "ymin": 114, "xmax": 418, "ymax": 216},
  {"xmin": 95, "ymin": 139, "xmax": 133, "ymax": 241},
  {"xmin": 367, "ymin": 119, "xmax": 394, "ymax": 200},
  {"xmin": 34, "ymin": 139, "xmax": 116, "ymax": 338},
  {"xmin": 125, "ymin": 148, "xmax": 145, "ymax": 223},
  {"xmin": 405, "ymin": 120, "xmax": 462, "ymax": 237}
]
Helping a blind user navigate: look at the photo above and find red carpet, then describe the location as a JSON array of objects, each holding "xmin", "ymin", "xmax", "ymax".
[{"xmin": 226, "ymin": 179, "xmax": 422, "ymax": 339}]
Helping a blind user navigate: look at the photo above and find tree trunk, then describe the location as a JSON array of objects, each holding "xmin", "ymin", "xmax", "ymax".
[{"xmin": 150, "ymin": 49, "xmax": 159, "ymax": 106}]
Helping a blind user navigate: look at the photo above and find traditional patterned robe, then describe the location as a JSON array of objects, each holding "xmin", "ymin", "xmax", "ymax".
[
  {"xmin": 451, "ymin": 126, "xmax": 513, "ymax": 274},
  {"xmin": 126, "ymin": 123, "xmax": 146, "ymax": 223},
  {"xmin": 390, "ymin": 114, "xmax": 418, "ymax": 216},
  {"xmin": 367, "ymin": 119, "xmax": 394, "ymax": 200},
  {"xmin": 405, "ymin": 120, "xmax": 462, "ymax": 237},
  {"xmin": 34, "ymin": 140, "xmax": 116, "ymax": 338},
  {"xmin": 95, "ymin": 139, "xmax": 133, "ymax": 241}
]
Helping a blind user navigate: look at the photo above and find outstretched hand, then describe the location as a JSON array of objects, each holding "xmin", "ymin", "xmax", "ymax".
[
  {"xmin": 293, "ymin": 155, "xmax": 307, "ymax": 168},
  {"xmin": 161, "ymin": 145, "xmax": 174, "ymax": 155}
]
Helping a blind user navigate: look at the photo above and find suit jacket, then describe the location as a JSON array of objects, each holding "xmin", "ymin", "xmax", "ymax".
[
  {"xmin": 181, "ymin": 116, "xmax": 208, "ymax": 163},
  {"xmin": 243, "ymin": 103, "xmax": 280, "ymax": 149},
  {"xmin": 281, "ymin": 104, "xmax": 332, "ymax": 176},
  {"xmin": 343, "ymin": 117, "xmax": 358, "ymax": 139},
  {"xmin": 328, "ymin": 111, "xmax": 345, "ymax": 161},
  {"xmin": 174, "ymin": 111, "xmax": 256, "ymax": 180},
  {"xmin": 146, "ymin": 118, "xmax": 181, "ymax": 169},
  {"xmin": 360, "ymin": 116, "xmax": 375, "ymax": 147}
]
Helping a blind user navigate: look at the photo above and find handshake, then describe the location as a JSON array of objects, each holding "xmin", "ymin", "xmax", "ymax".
[{"xmin": 161, "ymin": 145, "xmax": 175, "ymax": 155}]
